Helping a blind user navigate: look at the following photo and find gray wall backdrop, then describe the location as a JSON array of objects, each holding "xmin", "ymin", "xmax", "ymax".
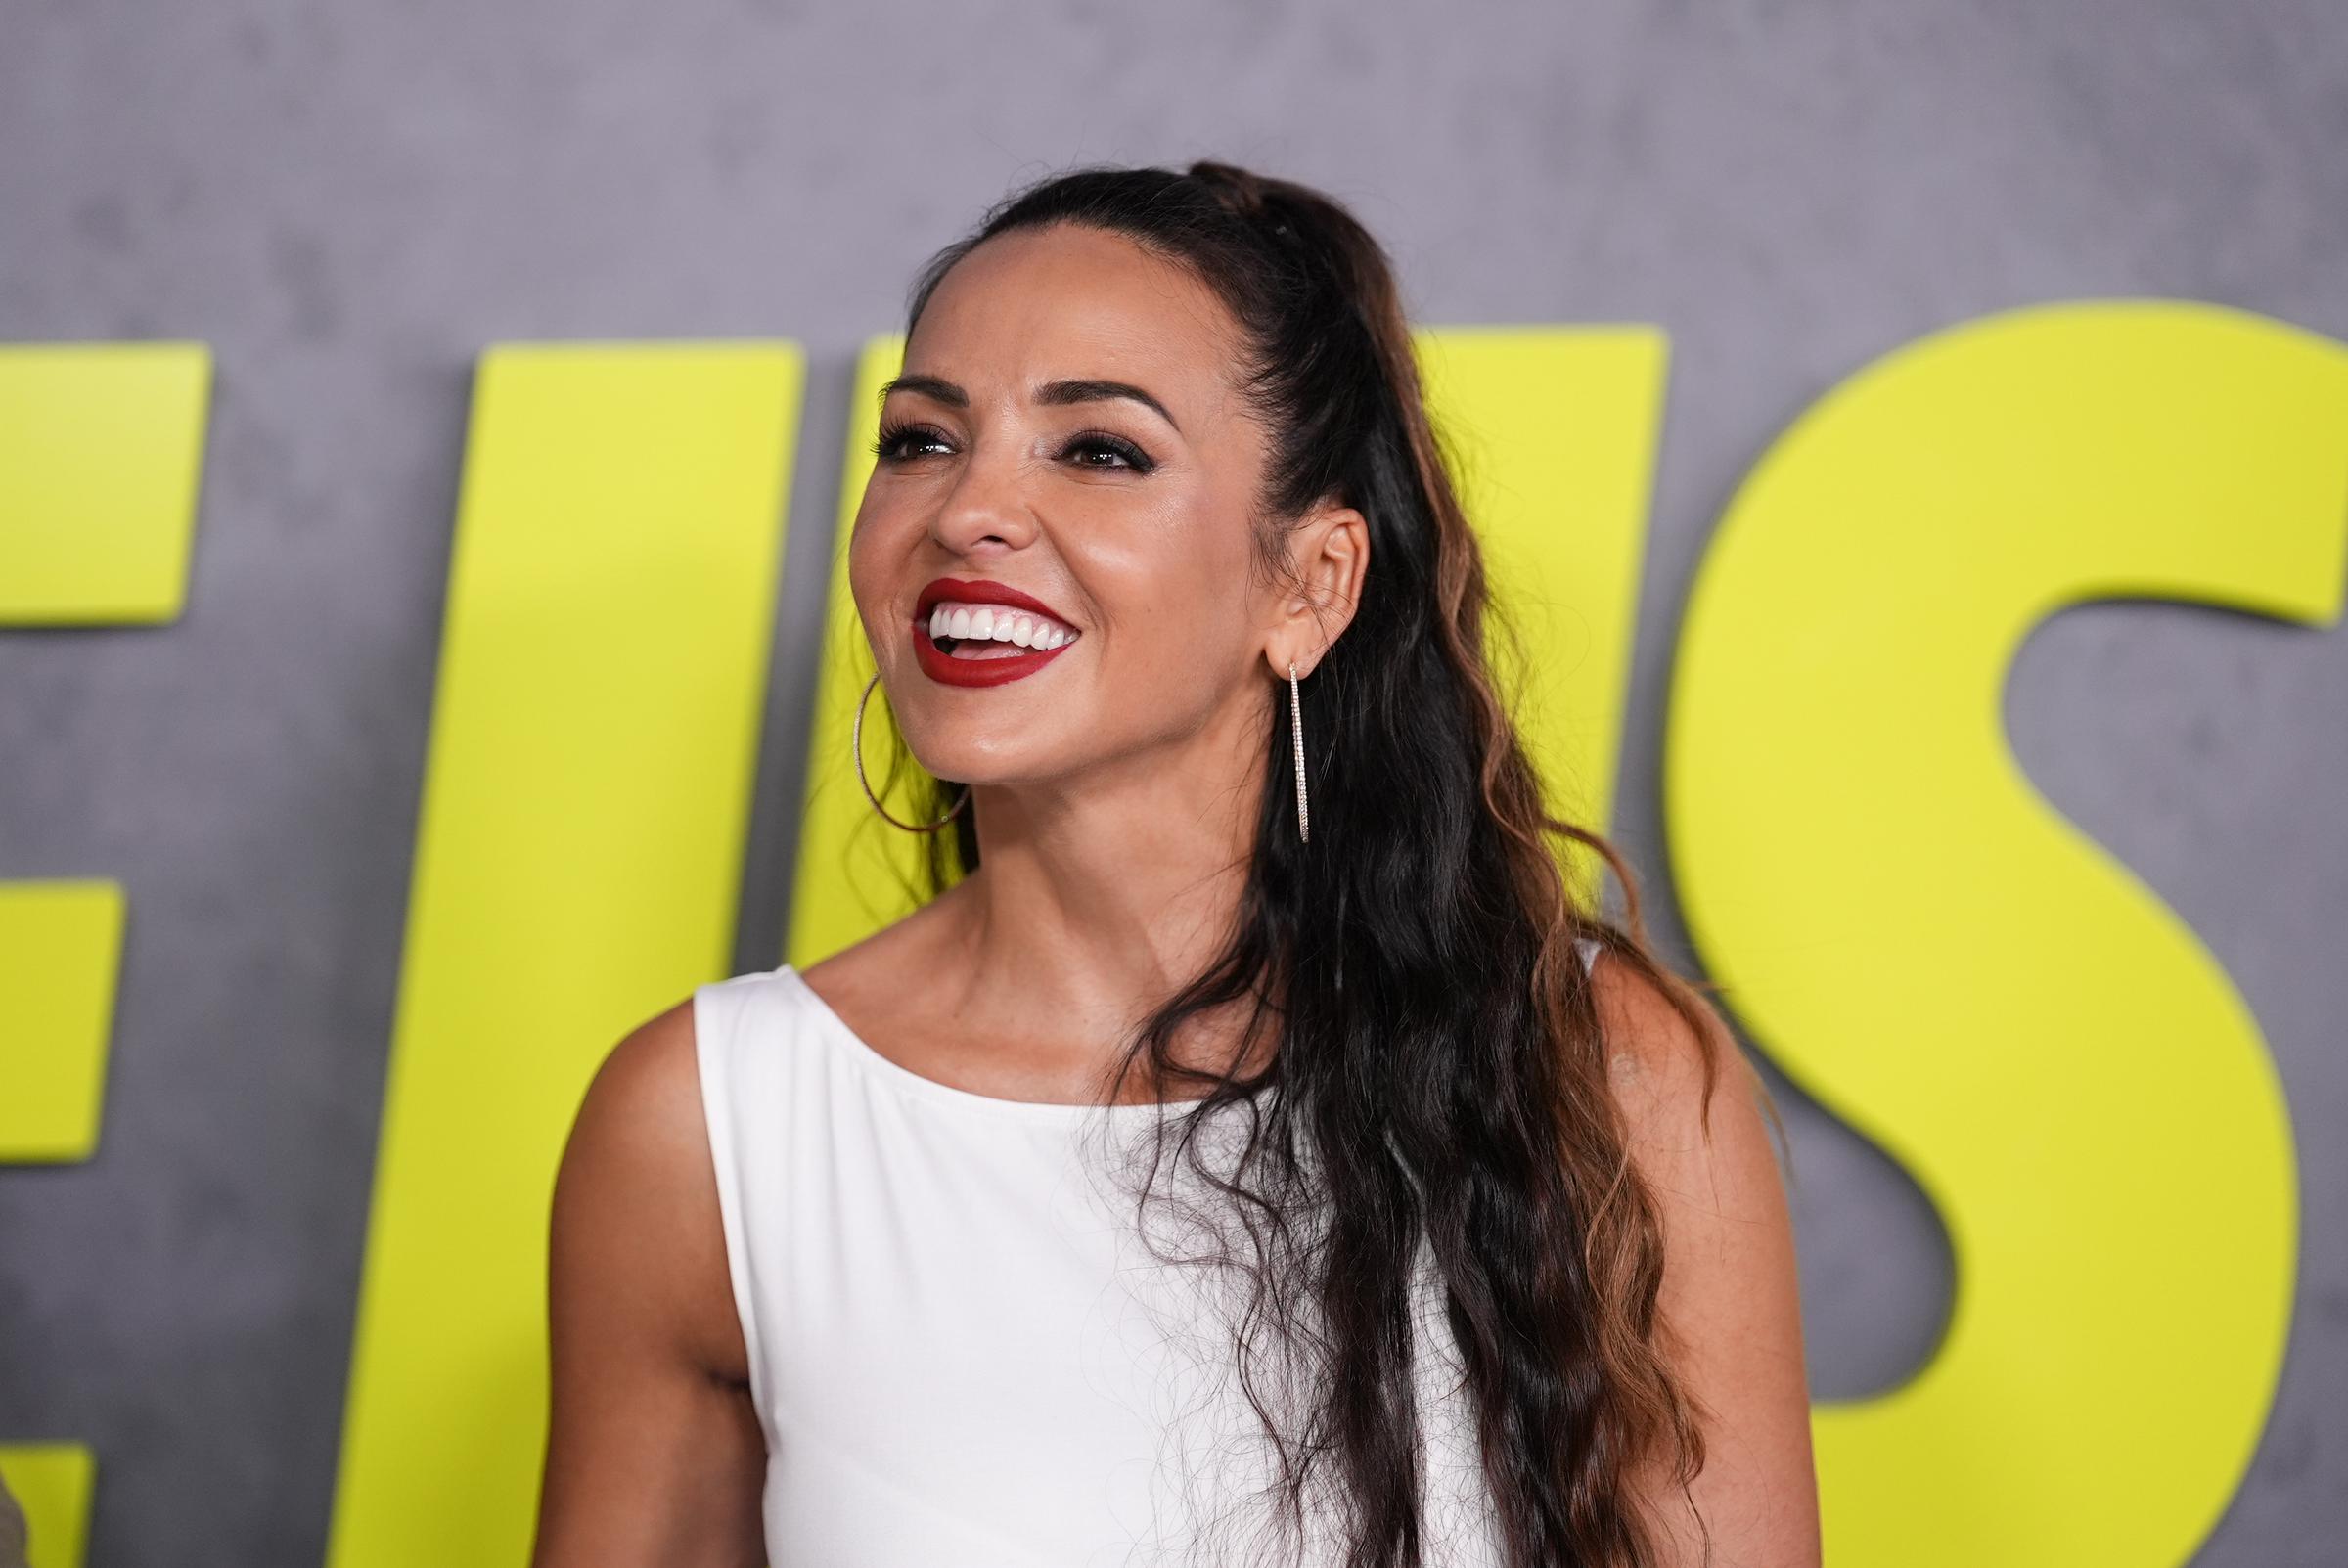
[{"xmin": 3, "ymin": 1, "xmax": 2344, "ymax": 1561}]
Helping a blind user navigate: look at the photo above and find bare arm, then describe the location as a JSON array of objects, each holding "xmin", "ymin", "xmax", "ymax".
[
  {"xmin": 1593, "ymin": 955, "xmax": 1823, "ymax": 1567},
  {"xmin": 530, "ymin": 1000, "xmax": 768, "ymax": 1567}
]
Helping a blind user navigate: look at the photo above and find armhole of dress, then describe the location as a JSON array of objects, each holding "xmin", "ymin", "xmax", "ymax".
[{"xmin": 691, "ymin": 981, "xmax": 769, "ymax": 1423}]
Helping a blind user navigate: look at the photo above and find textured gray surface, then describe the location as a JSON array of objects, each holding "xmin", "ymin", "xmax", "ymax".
[{"xmin": 1, "ymin": 1, "xmax": 2343, "ymax": 1561}]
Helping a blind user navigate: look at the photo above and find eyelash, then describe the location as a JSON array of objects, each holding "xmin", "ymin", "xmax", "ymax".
[{"xmin": 869, "ymin": 420, "xmax": 1156, "ymax": 475}]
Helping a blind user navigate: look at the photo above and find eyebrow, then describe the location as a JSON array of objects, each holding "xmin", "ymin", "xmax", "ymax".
[{"xmin": 878, "ymin": 373, "xmax": 1182, "ymax": 434}]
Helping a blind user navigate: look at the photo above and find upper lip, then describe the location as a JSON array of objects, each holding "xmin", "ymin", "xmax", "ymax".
[{"xmin": 914, "ymin": 577, "xmax": 1078, "ymax": 631}]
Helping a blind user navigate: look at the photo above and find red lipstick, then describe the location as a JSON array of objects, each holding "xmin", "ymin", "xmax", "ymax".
[{"xmin": 911, "ymin": 577, "xmax": 1081, "ymax": 689}]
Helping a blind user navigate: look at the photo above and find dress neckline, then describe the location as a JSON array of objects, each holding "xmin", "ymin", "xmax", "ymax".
[{"xmin": 776, "ymin": 963, "xmax": 1216, "ymax": 1126}]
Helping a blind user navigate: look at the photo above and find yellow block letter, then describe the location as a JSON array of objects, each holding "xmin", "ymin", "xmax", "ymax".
[
  {"xmin": 327, "ymin": 343, "xmax": 801, "ymax": 1566},
  {"xmin": 0, "ymin": 340, "xmax": 210, "ymax": 1568},
  {"xmin": 1669, "ymin": 301, "xmax": 2341, "ymax": 1565}
]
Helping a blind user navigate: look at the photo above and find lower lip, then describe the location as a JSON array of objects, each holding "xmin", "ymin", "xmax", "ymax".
[{"xmin": 911, "ymin": 620, "xmax": 1077, "ymax": 687}]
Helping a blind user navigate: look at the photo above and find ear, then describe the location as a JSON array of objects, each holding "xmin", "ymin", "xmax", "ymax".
[{"xmin": 1264, "ymin": 498, "xmax": 1368, "ymax": 680}]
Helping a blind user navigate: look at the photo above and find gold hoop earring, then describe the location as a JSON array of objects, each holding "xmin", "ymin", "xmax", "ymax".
[
  {"xmin": 853, "ymin": 671, "xmax": 971, "ymax": 833},
  {"xmin": 1288, "ymin": 659, "xmax": 1310, "ymax": 844}
]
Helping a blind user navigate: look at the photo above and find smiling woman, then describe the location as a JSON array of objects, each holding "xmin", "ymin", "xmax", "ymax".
[{"xmin": 530, "ymin": 160, "xmax": 1820, "ymax": 1568}]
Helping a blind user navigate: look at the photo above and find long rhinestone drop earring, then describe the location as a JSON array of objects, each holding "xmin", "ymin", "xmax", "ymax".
[{"xmin": 1288, "ymin": 659, "xmax": 1310, "ymax": 844}]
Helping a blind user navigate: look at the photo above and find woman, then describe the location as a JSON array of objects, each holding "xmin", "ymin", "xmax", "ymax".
[{"xmin": 531, "ymin": 161, "xmax": 1818, "ymax": 1568}]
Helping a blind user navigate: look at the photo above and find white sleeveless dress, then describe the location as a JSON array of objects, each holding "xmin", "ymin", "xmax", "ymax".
[{"xmin": 692, "ymin": 937, "xmax": 1602, "ymax": 1566}]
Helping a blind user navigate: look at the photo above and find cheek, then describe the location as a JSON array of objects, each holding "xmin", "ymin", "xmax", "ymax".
[
  {"xmin": 1087, "ymin": 536, "xmax": 1259, "ymax": 687},
  {"xmin": 846, "ymin": 493, "xmax": 922, "ymax": 629},
  {"xmin": 843, "ymin": 519, "xmax": 881, "ymax": 636},
  {"xmin": 850, "ymin": 477, "xmax": 931, "ymax": 556}
]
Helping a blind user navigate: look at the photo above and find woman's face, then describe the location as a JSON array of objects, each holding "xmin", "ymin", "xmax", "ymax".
[{"xmin": 850, "ymin": 221, "xmax": 1327, "ymax": 794}]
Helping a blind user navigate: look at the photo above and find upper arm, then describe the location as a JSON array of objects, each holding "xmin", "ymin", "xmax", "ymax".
[
  {"xmin": 1591, "ymin": 953, "xmax": 1822, "ymax": 1567},
  {"xmin": 530, "ymin": 999, "xmax": 766, "ymax": 1568}
]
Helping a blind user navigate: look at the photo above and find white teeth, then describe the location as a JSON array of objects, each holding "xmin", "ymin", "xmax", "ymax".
[{"xmin": 926, "ymin": 601, "xmax": 1078, "ymax": 650}]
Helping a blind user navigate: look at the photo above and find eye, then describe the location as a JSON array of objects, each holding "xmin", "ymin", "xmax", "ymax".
[
  {"xmin": 871, "ymin": 420, "xmax": 953, "ymax": 462},
  {"xmin": 1061, "ymin": 430, "xmax": 1156, "ymax": 474}
]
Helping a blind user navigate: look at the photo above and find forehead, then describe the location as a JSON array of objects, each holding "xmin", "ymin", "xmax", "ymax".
[{"xmin": 905, "ymin": 223, "xmax": 1248, "ymax": 417}]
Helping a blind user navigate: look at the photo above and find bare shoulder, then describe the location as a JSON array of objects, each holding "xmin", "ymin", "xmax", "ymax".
[
  {"xmin": 552, "ymin": 995, "xmax": 745, "ymax": 1381},
  {"xmin": 1585, "ymin": 944, "xmax": 1767, "ymax": 1146},
  {"xmin": 564, "ymin": 997, "xmax": 707, "ymax": 1205},
  {"xmin": 1582, "ymin": 944, "xmax": 1786, "ymax": 1266},
  {"xmin": 534, "ymin": 992, "xmax": 765, "ymax": 1561},
  {"xmin": 1584, "ymin": 945, "xmax": 1822, "ymax": 1564},
  {"xmin": 577, "ymin": 995, "xmax": 703, "ymax": 1128}
]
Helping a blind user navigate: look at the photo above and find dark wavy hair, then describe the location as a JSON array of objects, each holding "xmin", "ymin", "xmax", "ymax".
[{"xmin": 878, "ymin": 160, "xmax": 1765, "ymax": 1568}]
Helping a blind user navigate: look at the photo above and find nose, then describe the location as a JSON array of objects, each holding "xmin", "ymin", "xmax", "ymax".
[{"xmin": 927, "ymin": 441, "xmax": 1038, "ymax": 559}]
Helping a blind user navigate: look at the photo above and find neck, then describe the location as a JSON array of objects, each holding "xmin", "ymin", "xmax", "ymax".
[{"xmin": 934, "ymin": 689, "xmax": 1273, "ymax": 1082}]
